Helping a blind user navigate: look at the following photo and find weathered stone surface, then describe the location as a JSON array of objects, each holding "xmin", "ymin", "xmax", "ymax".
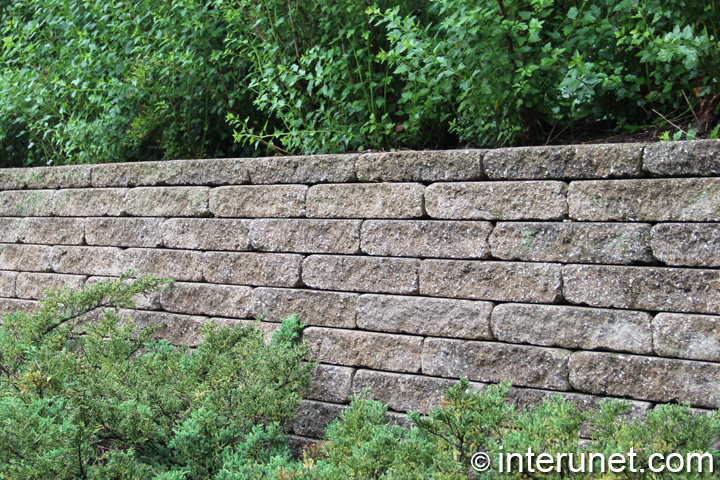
[
  {"xmin": 162, "ymin": 218, "xmax": 252, "ymax": 251},
  {"xmin": 248, "ymin": 154, "xmax": 356, "ymax": 184},
  {"xmin": 568, "ymin": 178, "xmax": 720, "ymax": 221},
  {"xmin": 204, "ymin": 252, "xmax": 302, "ymax": 287},
  {"xmin": 303, "ymin": 255, "xmax": 419, "ymax": 294},
  {"xmin": 287, "ymin": 436, "xmax": 318, "ymax": 458},
  {"xmin": 653, "ymin": 313, "xmax": 720, "ymax": 361},
  {"xmin": 353, "ymin": 370, "xmax": 485, "ymax": 413},
  {"xmin": 651, "ymin": 223, "xmax": 720, "ymax": 267},
  {"xmin": 0, "ymin": 218, "xmax": 22, "ymax": 242},
  {"xmin": 356, "ymin": 294, "xmax": 494, "ymax": 340},
  {"xmin": 0, "ymin": 244, "xmax": 54, "ymax": 272},
  {"xmin": 306, "ymin": 364, "xmax": 356, "ymax": 403},
  {"xmin": 490, "ymin": 222, "xmax": 653, "ymax": 264},
  {"xmin": 490, "ymin": 304, "xmax": 652, "ymax": 354},
  {"xmin": 19, "ymin": 218, "xmax": 86, "ymax": 245},
  {"xmin": 292, "ymin": 400, "xmax": 345, "ymax": 438},
  {"xmin": 361, "ymin": 220, "xmax": 492, "ymax": 259},
  {"xmin": 250, "ymin": 219, "xmax": 361, "ymax": 254},
  {"xmin": 123, "ymin": 187, "xmax": 209, "ymax": 217},
  {"xmin": 160, "ymin": 282, "xmax": 253, "ymax": 318},
  {"xmin": 210, "ymin": 185, "xmax": 307, "ymax": 218},
  {"xmin": 423, "ymin": 338, "xmax": 571, "ymax": 389},
  {"xmin": 86, "ymin": 218, "xmax": 163, "ymax": 247},
  {"xmin": 121, "ymin": 248, "xmax": 205, "ymax": 282},
  {"xmin": 0, "ymin": 190, "xmax": 56, "ymax": 216},
  {"xmin": 0, "ymin": 165, "xmax": 93, "ymax": 190},
  {"xmin": 233, "ymin": 319, "xmax": 282, "ymax": 342},
  {"xmin": 130, "ymin": 310, "xmax": 213, "ymax": 347},
  {"xmin": 51, "ymin": 246, "xmax": 122, "ymax": 276},
  {"xmin": 92, "ymin": 158, "xmax": 249, "ymax": 187},
  {"xmin": 425, "ymin": 181, "xmax": 567, "ymax": 220},
  {"xmin": 563, "ymin": 264, "xmax": 720, "ymax": 314},
  {"xmin": 250, "ymin": 288, "xmax": 357, "ymax": 327},
  {"xmin": 306, "ymin": 183, "xmax": 424, "ymax": 219},
  {"xmin": 420, "ymin": 260, "xmax": 562, "ymax": 303},
  {"xmin": 356, "ymin": 150, "xmax": 484, "ymax": 182},
  {"xmin": 0, "ymin": 169, "xmax": 29, "ymax": 190},
  {"xmin": 305, "ymin": 327, "xmax": 423, "ymax": 373},
  {"xmin": 569, "ymin": 351, "xmax": 720, "ymax": 408},
  {"xmin": 484, "ymin": 144, "xmax": 643, "ymax": 180},
  {"xmin": 0, "ymin": 298, "xmax": 40, "ymax": 314},
  {"xmin": 506, "ymin": 386, "xmax": 652, "ymax": 417},
  {"xmin": 644, "ymin": 140, "xmax": 720, "ymax": 176},
  {"xmin": 16, "ymin": 272, "xmax": 86, "ymax": 299},
  {"xmin": 85, "ymin": 276, "xmax": 162, "ymax": 310},
  {"xmin": 53, "ymin": 188, "xmax": 127, "ymax": 216},
  {"xmin": 0, "ymin": 271, "xmax": 17, "ymax": 297}
]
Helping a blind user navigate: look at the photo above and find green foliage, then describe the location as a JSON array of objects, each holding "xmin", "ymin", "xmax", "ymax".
[{"xmin": 0, "ymin": 274, "xmax": 314, "ymax": 479}]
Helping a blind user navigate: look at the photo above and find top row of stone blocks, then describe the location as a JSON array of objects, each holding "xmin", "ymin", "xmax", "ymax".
[{"xmin": 2, "ymin": 141, "xmax": 718, "ymax": 190}]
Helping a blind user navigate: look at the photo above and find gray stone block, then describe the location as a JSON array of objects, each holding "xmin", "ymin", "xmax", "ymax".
[
  {"xmin": 92, "ymin": 158, "xmax": 249, "ymax": 187},
  {"xmin": 490, "ymin": 304, "xmax": 653, "ymax": 354},
  {"xmin": 304, "ymin": 327, "xmax": 423, "ymax": 373},
  {"xmin": 204, "ymin": 252, "xmax": 302, "ymax": 287},
  {"xmin": 86, "ymin": 218, "xmax": 164, "ymax": 247},
  {"xmin": 248, "ymin": 154, "xmax": 356, "ymax": 184},
  {"xmin": 121, "ymin": 248, "xmax": 205, "ymax": 282},
  {"xmin": 356, "ymin": 294, "xmax": 494, "ymax": 340},
  {"xmin": 568, "ymin": 178, "xmax": 720, "ymax": 221},
  {"xmin": 0, "ymin": 271, "xmax": 17, "ymax": 297},
  {"xmin": 484, "ymin": 144, "xmax": 643, "ymax": 180},
  {"xmin": 1, "ymin": 244, "xmax": 54, "ymax": 272},
  {"xmin": 20, "ymin": 218, "xmax": 87, "ymax": 245},
  {"xmin": 51, "ymin": 246, "xmax": 122, "ymax": 276},
  {"xmin": 490, "ymin": 222, "xmax": 653, "ymax": 264},
  {"xmin": 569, "ymin": 351, "xmax": 720, "ymax": 408},
  {"xmin": 53, "ymin": 188, "xmax": 128, "ymax": 216},
  {"xmin": 306, "ymin": 364, "xmax": 356, "ymax": 404},
  {"xmin": 356, "ymin": 150, "xmax": 484, "ymax": 182},
  {"xmin": 653, "ymin": 313, "xmax": 720, "ymax": 361},
  {"xmin": 651, "ymin": 223, "xmax": 720, "ymax": 267},
  {"xmin": 250, "ymin": 287, "xmax": 358, "ymax": 327},
  {"xmin": 292, "ymin": 400, "xmax": 345, "ymax": 438},
  {"xmin": 0, "ymin": 218, "xmax": 22, "ymax": 242},
  {"xmin": 0, "ymin": 165, "xmax": 92, "ymax": 190},
  {"xmin": 163, "ymin": 218, "xmax": 252, "ymax": 251},
  {"xmin": 130, "ymin": 310, "xmax": 212, "ymax": 347},
  {"xmin": 250, "ymin": 219, "xmax": 361, "ymax": 254},
  {"xmin": 644, "ymin": 140, "xmax": 720, "ymax": 176},
  {"xmin": 0, "ymin": 190, "xmax": 56, "ymax": 216},
  {"xmin": 210, "ymin": 185, "xmax": 307, "ymax": 218},
  {"xmin": 160, "ymin": 282, "xmax": 253, "ymax": 318},
  {"xmin": 563, "ymin": 264, "xmax": 720, "ymax": 314},
  {"xmin": 0, "ymin": 298, "xmax": 41, "ymax": 315},
  {"xmin": 422, "ymin": 338, "xmax": 571, "ymax": 390},
  {"xmin": 306, "ymin": 183, "xmax": 424, "ymax": 219},
  {"xmin": 419, "ymin": 260, "xmax": 563, "ymax": 303},
  {"xmin": 303, "ymin": 255, "xmax": 419, "ymax": 294},
  {"xmin": 361, "ymin": 220, "xmax": 492, "ymax": 259},
  {"xmin": 16, "ymin": 272, "xmax": 86, "ymax": 300},
  {"xmin": 123, "ymin": 187, "xmax": 209, "ymax": 217},
  {"xmin": 425, "ymin": 181, "xmax": 567, "ymax": 220},
  {"xmin": 85, "ymin": 275, "xmax": 162, "ymax": 310}
]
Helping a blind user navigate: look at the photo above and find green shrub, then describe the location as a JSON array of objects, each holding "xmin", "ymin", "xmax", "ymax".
[{"xmin": 0, "ymin": 273, "xmax": 314, "ymax": 479}]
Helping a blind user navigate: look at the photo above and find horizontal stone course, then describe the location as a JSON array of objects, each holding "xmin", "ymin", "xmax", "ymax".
[
  {"xmin": 0, "ymin": 244, "xmax": 54, "ymax": 272},
  {"xmin": 0, "ymin": 271, "xmax": 17, "ymax": 297},
  {"xmin": 162, "ymin": 218, "xmax": 251, "ymax": 251},
  {"xmin": 250, "ymin": 287, "xmax": 357, "ymax": 328},
  {"xmin": 123, "ymin": 187, "xmax": 209, "ymax": 217},
  {"xmin": 20, "ymin": 217, "xmax": 87, "ymax": 245},
  {"xmin": 210, "ymin": 185, "xmax": 307, "ymax": 218},
  {"xmin": 307, "ymin": 183, "xmax": 424, "ymax": 219},
  {"xmin": 121, "ymin": 248, "xmax": 205, "ymax": 282},
  {"xmin": 160, "ymin": 282, "xmax": 253, "ymax": 318},
  {"xmin": 0, "ymin": 190, "xmax": 56, "ymax": 216},
  {"xmin": 644, "ymin": 140, "xmax": 720, "ymax": 177},
  {"xmin": 86, "ymin": 218, "xmax": 164, "ymax": 247},
  {"xmin": 653, "ymin": 313, "xmax": 720, "ymax": 361},
  {"xmin": 91, "ymin": 158, "xmax": 249, "ymax": 187},
  {"xmin": 248, "ymin": 154, "xmax": 356, "ymax": 184},
  {"xmin": 51, "ymin": 246, "xmax": 122, "ymax": 276},
  {"xmin": 54, "ymin": 188, "xmax": 127, "ymax": 216},
  {"xmin": 356, "ymin": 150, "xmax": 484, "ymax": 182},
  {"xmin": 303, "ymin": 255, "xmax": 419, "ymax": 294},
  {"xmin": 292, "ymin": 400, "xmax": 345, "ymax": 438},
  {"xmin": 15, "ymin": 272, "xmax": 85, "ymax": 300},
  {"xmin": 204, "ymin": 252, "xmax": 302, "ymax": 287},
  {"xmin": 651, "ymin": 223, "xmax": 720, "ymax": 267},
  {"xmin": 0, "ymin": 298, "xmax": 41, "ymax": 314},
  {"xmin": 0, "ymin": 165, "xmax": 93, "ymax": 190},
  {"xmin": 0, "ymin": 218, "xmax": 22, "ymax": 242},
  {"xmin": 306, "ymin": 364, "xmax": 356, "ymax": 404},
  {"xmin": 250, "ymin": 219, "xmax": 361, "ymax": 254}
]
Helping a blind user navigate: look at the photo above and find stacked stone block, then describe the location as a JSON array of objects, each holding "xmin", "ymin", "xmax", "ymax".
[{"xmin": 1, "ymin": 140, "xmax": 720, "ymax": 441}]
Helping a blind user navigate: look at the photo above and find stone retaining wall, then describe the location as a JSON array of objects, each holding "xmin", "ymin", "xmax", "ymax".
[{"xmin": 1, "ymin": 140, "xmax": 720, "ymax": 441}]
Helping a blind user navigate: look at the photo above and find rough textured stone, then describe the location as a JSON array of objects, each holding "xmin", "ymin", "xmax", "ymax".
[
  {"xmin": 425, "ymin": 181, "xmax": 567, "ymax": 220},
  {"xmin": 0, "ymin": 271, "xmax": 17, "ymax": 297},
  {"xmin": 306, "ymin": 364, "xmax": 356, "ymax": 403},
  {"xmin": 563, "ymin": 264, "xmax": 720, "ymax": 314},
  {"xmin": 352, "ymin": 370, "xmax": 485, "ymax": 413},
  {"xmin": 92, "ymin": 158, "xmax": 249, "ymax": 187},
  {"xmin": 0, "ymin": 165, "xmax": 93, "ymax": 190},
  {"xmin": 305, "ymin": 327, "xmax": 423, "ymax": 373},
  {"xmin": 53, "ymin": 188, "xmax": 128, "ymax": 216},
  {"xmin": 121, "ymin": 248, "xmax": 204, "ymax": 282},
  {"xmin": 569, "ymin": 351, "xmax": 720, "ymax": 408},
  {"xmin": 292, "ymin": 400, "xmax": 345, "ymax": 438},
  {"xmin": 0, "ymin": 218, "xmax": 22, "ymax": 242},
  {"xmin": 130, "ymin": 310, "xmax": 213, "ymax": 347},
  {"xmin": 0, "ymin": 298, "xmax": 40, "ymax": 314},
  {"xmin": 653, "ymin": 313, "xmax": 720, "ymax": 361},
  {"xmin": 644, "ymin": 140, "xmax": 720, "ymax": 176},
  {"xmin": 0, "ymin": 190, "xmax": 56, "ymax": 216},
  {"xmin": 51, "ymin": 246, "xmax": 122, "ymax": 276},
  {"xmin": 123, "ymin": 187, "xmax": 209, "ymax": 217},
  {"xmin": 86, "ymin": 218, "xmax": 163, "ymax": 247},
  {"xmin": 491, "ymin": 304, "xmax": 652, "ymax": 354},
  {"xmin": 306, "ymin": 183, "xmax": 424, "ymax": 219},
  {"xmin": 160, "ymin": 282, "xmax": 253, "ymax": 318},
  {"xmin": 210, "ymin": 185, "xmax": 307, "ymax": 218},
  {"xmin": 162, "ymin": 218, "xmax": 252, "ymax": 251},
  {"xmin": 303, "ymin": 255, "xmax": 419, "ymax": 294},
  {"xmin": 250, "ymin": 219, "xmax": 361, "ymax": 254},
  {"xmin": 361, "ymin": 220, "xmax": 492, "ymax": 259},
  {"xmin": 16, "ymin": 272, "xmax": 86, "ymax": 299},
  {"xmin": 0, "ymin": 244, "xmax": 54, "ymax": 272},
  {"xmin": 85, "ymin": 276, "xmax": 162, "ymax": 310},
  {"xmin": 0, "ymin": 169, "xmax": 29, "ymax": 190},
  {"xmin": 568, "ymin": 178, "xmax": 720, "ymax": 221},
  {"xmin": 420, "ymin": 260, "xmax": 562, "ymax": 303},
  {"xmin": 287, "ymin": 436, "xmax": 318, "ymax": 458},
  {"xmin": 204, "ymin": 252, "xmax": 302, "ymax": 287},
  {"xmin": 356, "ymin": 150, "xmax": 484, "ymax": 182},
  {"xmin": 356, "ymin": 294, "xmax": 494, "ymax": 340},
  {"xmin": 248, "ymin": 154, "xmax": 356, "ymax": 184},
  {"xmin": 19, "ymin": 218, "xmax": 86, "ymax": 245},
  {"xmin": 490, "ymin": 222, "xmax": 653, "ymax": 265},
  {"xmin": 423, "ymin": 338, "xmax": 571, "ymax": 389},
  {"xmin": 484, "ymin": 144, "xmax": 643, "ymax": 180},
  {"xmin": 250, "ymin": 288, "xmax": 357, "ymax": 327},
  {"xmin": 651, "ymin": 223, "xmax": 720, "ymax": 267}
]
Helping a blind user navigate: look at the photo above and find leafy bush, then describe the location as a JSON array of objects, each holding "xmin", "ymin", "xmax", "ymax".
[{"xmin": 0, "ymin": 273, "xmax": 313, "ymax": 479}]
